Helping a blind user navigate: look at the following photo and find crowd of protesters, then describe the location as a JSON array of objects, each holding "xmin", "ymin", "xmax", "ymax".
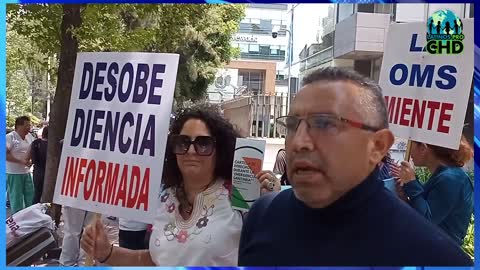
[{"xmin": 7, "ymin": 67, "xmax": 474, "ymax": 266}]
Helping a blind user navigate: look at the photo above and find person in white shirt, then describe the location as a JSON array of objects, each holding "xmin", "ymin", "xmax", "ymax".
[
  {"xmin": 6, "ymin": 116, "xmax": 35, "ymax": 214},
  {"xmin": 81, "ymin": 105, "xmax": 279, "ymax": 266}
]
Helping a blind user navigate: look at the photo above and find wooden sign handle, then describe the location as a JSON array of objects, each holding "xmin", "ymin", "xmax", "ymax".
[{"xmin": 404, "ymin": 140, "xmax": 412, "ymax": 162}]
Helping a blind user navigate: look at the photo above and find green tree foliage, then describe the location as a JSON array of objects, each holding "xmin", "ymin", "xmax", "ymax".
[
  {"xmin": 7, "ymin": 4, "xmax": 245, "ymax": 104},
  {"xmin": 7, "ymin": 4, "xmax": 245, "ymax": 208},
  {"xmin": 6, "ymin": 27, "xmax": 45, "ymax": 127}
]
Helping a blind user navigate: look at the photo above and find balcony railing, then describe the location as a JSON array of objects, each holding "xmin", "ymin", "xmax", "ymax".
[
  {"xmin": 299, "ymin": 46, "xmax": 334, "ymax": 72},
  {"xmin": 238, "ymin": 26, "xmax": 287, "ymax": 36},
  {"xmin": 240, "ymin": 53, "xmax": 286, "ymax": 61}
]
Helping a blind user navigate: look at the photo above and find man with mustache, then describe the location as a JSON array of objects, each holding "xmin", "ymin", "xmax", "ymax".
[{"xmin": 238, "ymin": 67, "xmax": 472, "ymax": 266}]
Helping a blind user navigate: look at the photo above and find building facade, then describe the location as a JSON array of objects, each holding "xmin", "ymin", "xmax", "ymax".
[
  {"xmin": 296, "ymin": 3, "xmax": 474, "ymax": 160},
  {"xmin": 298, "ymin": 3, "xmax": 474, "ymax": 81},
  {"xmin": 208, "ymin": 4, "xmax": 290, "ymax": 103}
]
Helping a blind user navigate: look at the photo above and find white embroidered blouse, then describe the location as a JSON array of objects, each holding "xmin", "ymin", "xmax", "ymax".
[{"xmin": 149, "ymin": 180, "xmax": 243, "ymax": 266}]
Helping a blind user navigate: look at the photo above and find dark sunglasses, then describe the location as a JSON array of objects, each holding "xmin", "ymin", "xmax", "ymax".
[{"xmin": 170, "ymin": 135, "xmax": 216, "ymax": 156}]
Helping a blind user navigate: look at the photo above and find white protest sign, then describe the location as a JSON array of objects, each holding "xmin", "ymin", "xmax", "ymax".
[
  {"xmin": 231, "ymin": 138, "xmax": 266, "ymax": 212},
  {"xmin": 379, "ymin": 17, "xmax": 473, "ymax": 150},
  {"xmin": 53, "ymin": 52, "xmax": 179, "ymax": 223}
]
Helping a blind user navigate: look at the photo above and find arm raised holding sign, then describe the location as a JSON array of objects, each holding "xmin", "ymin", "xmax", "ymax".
[
  {"xmin": 81, "ymin": 104, "xmax": 275, "ymax": 266},
  {"xmin": 81, "ymin": 219, "xmax": 155, "ymax": 266},
  {"xmin": 397, "ymin": 136, "xmax": 473, "ymax": 246},
  {"xmin": 256, "ymin": 171, "xmax": 282, "ymax": 194}
]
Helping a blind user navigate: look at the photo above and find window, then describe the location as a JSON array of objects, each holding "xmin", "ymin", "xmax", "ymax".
[
  {"xmin": 371, "ymin": 58, "xmax": 383, "ymax": 83},
  {"xmin": 470, "ymin": 4, "xmax": 474, "ymax": 18},
  {"xmin": 239, "ymin": 17, "xmax": 285, "ymax": 35},
  {"xmin": 259, "ymin": 45, "xmax": 270, "ymax": 55},
  {"xmin": 252, "ymin": 24, "xmax": 262, "ymax": 33},
  {"xmin": 272, "ymin": 19, "xmax": 282, "ymax": 26},
  {"xmin": 270, "ymin": 45, "xmax": 280, "ymax": 55},
  {"xmin": 249, "ymin": 44, "xmax": 260, "ymax": 53},
  {"xmin": 354, "ymin": 60, "xmax": 372, "ymax": 78},
  {"xmin": 374, "ymin": 4, "xmax": 392, "ymax": 14},
  {"xmin": 357, "ymin": 4, "xmax": 374, "ymax": 13},
  {"xmin": 239, "ymin": 44, "xmax": 285, "ymax": 60},
  {"xmin": 239, "ymin": 71, "xmax": 265, "ymax": 95},
  {"xmin": 239, "ymin": 43, "xmax": 249, "ymax": 53},
  {"xmin": 260, "ymin": 19, "xmax": 273, "ymax": 33},
  {"xmin": 337, "ymin": 4, "xmax": 354, "ymax": 23}
]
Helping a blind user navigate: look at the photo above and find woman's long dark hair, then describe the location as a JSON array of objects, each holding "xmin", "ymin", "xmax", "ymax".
[{"xmin": 163, "ymin": 104, "xmax": 241, "ymax": 189}]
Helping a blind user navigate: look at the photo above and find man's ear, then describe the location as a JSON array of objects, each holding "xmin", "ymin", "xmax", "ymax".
[{"xmin": 370, "ymin": 129, "xmax": 395, "ymax": 165}]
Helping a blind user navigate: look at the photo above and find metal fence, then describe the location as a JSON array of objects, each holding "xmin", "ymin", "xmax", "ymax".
[{"xmin": 221, "ymin": 93, "xmax": 294, "ymax": 138}]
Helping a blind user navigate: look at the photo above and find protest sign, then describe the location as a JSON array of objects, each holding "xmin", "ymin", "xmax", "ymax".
[
  {"xmin": 378, "ymin": 16, "xmax": 473, "ymax": 150},
  {"xmin": 231, "ymin": 138, "xmax": 266, "ymax": 212},
  {"xmin": 53, "ymin": 52, "xmax": 179, "ymax": 223}
]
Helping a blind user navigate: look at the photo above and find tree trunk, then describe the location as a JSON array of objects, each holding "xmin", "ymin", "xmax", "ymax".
[{"xmin": 42, "ymin": 4, "xmax": 82, "ymax": 224}]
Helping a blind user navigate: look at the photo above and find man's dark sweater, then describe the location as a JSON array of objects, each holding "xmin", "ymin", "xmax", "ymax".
[{"xmin": 238, "ymin": 169, "xmax": 473, "ymax": 266}]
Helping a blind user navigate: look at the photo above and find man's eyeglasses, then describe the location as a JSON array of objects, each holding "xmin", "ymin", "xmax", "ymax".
[
  {"xmin": 170, "ymin": 135, "xmax": 216, "ymax": 156},
  {"xmin": 276, "ymin": 114, "xmax": 381, "ymax": 137}
]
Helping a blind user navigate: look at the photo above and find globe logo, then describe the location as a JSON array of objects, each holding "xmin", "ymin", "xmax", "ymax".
[
  {"xmin": 426, "ymin": 9, "xmax": 464, "ymax": 55},
  {"xmin": 427, "ymin": 9, "xmax": 463, "ymax": 36}
]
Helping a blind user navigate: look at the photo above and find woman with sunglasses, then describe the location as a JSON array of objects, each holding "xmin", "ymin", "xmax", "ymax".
[{"xmin": 81, "ymin": 104, "xmax": 279, "ymax": 266}]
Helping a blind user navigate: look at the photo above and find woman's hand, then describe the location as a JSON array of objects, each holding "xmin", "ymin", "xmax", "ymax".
[
  {"xmin": 255, "ymin": 170, "xmax": 281, "ymax": 195},
  {"xmin": 81, "ymin": 218, "xmax": 112, "ymax": 262},
  {"xmin": 395, "ymin": 179, "xmax": 410, "ymax": 203},
  {"xmin": 397, "ymin": 161, "xmax": 416, "ymax": 185}
]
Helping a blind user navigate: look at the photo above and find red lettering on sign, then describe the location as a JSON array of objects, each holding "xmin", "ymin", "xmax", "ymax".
[
  {"xmin": 399, "ymin": 98, "xmax": 413, "ymax": 126},
  {"xmin": 84, "ymin": 159, "xmax": 96, "ymax": 200},
  {"xmin": 65, "ymin": 157, "xmax": 80, "ymax": 197},
  {"xmin": 438, "ymin": 102, "xmax": 454, "ymax": 133},
  {"xmin": 104, "ymin": 163, "xmax": 120, "ymax": 204},
  {"xmin": 394, "ymin": 97, "xmax": 402, "ymax": 124},
  {"xmin": 74, "ymin": 158, "xmax": 88, "ymax": 198},
  {"xmin": 427, "ymin": 101, "xmax": 441, "ymax": 130},
  {"xmin": 384, "ymin": 96, "xmax": 453, "ymax": 134},
  {"xmin": 92, "ymin": 161, "xmax": 106, "ymax": 203},
  {"xmin": 137, "ymin": 168, "xmax": 150, "ymax": 211},
  {"xmin": 114, "ymin": 165, "xmax": 129, "ymax": 207},
  {"xmin": 59, "ymin": 157, "xmax": 150, "ymax": 211},
  {"xmin": 411, "ymin": 100, "xmax": 427, "ymax": 129},
  {"xmin": 127, "ymin": 166, "xmax": 141, "ymax": 208}
]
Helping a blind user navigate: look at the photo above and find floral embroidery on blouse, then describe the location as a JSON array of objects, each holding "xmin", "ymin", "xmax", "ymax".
[
  {"xmin": 196, "ymin": 216, "xmax": 209, "ymax": 228},
  {"xmin": 176, "ymin": 230, "xmax": 189, "ymax": 243},
  {"xmin": 167, "ymin": 203, "xmax": 176, "ymax": 213},
  {"xmin": 159, "ymin": 181, "xmax": 229, "ymax": 244},
  {"xmin": 161, "ymin": 193, "xmax": 170, "ymax": 202}
]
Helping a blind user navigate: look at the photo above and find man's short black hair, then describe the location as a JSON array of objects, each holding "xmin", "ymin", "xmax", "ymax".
[
  {"xmin": 301, "ymin": 67, "xmax": 389, "ymax": 129},
  {"xmin": 15, "ymin": 116, "xmax": 31, "ymax": 129}
]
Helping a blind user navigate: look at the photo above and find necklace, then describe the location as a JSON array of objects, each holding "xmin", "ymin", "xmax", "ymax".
[{"xmin": 179, "ymin": 180, "xmax": 215, "ymax": 215}]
